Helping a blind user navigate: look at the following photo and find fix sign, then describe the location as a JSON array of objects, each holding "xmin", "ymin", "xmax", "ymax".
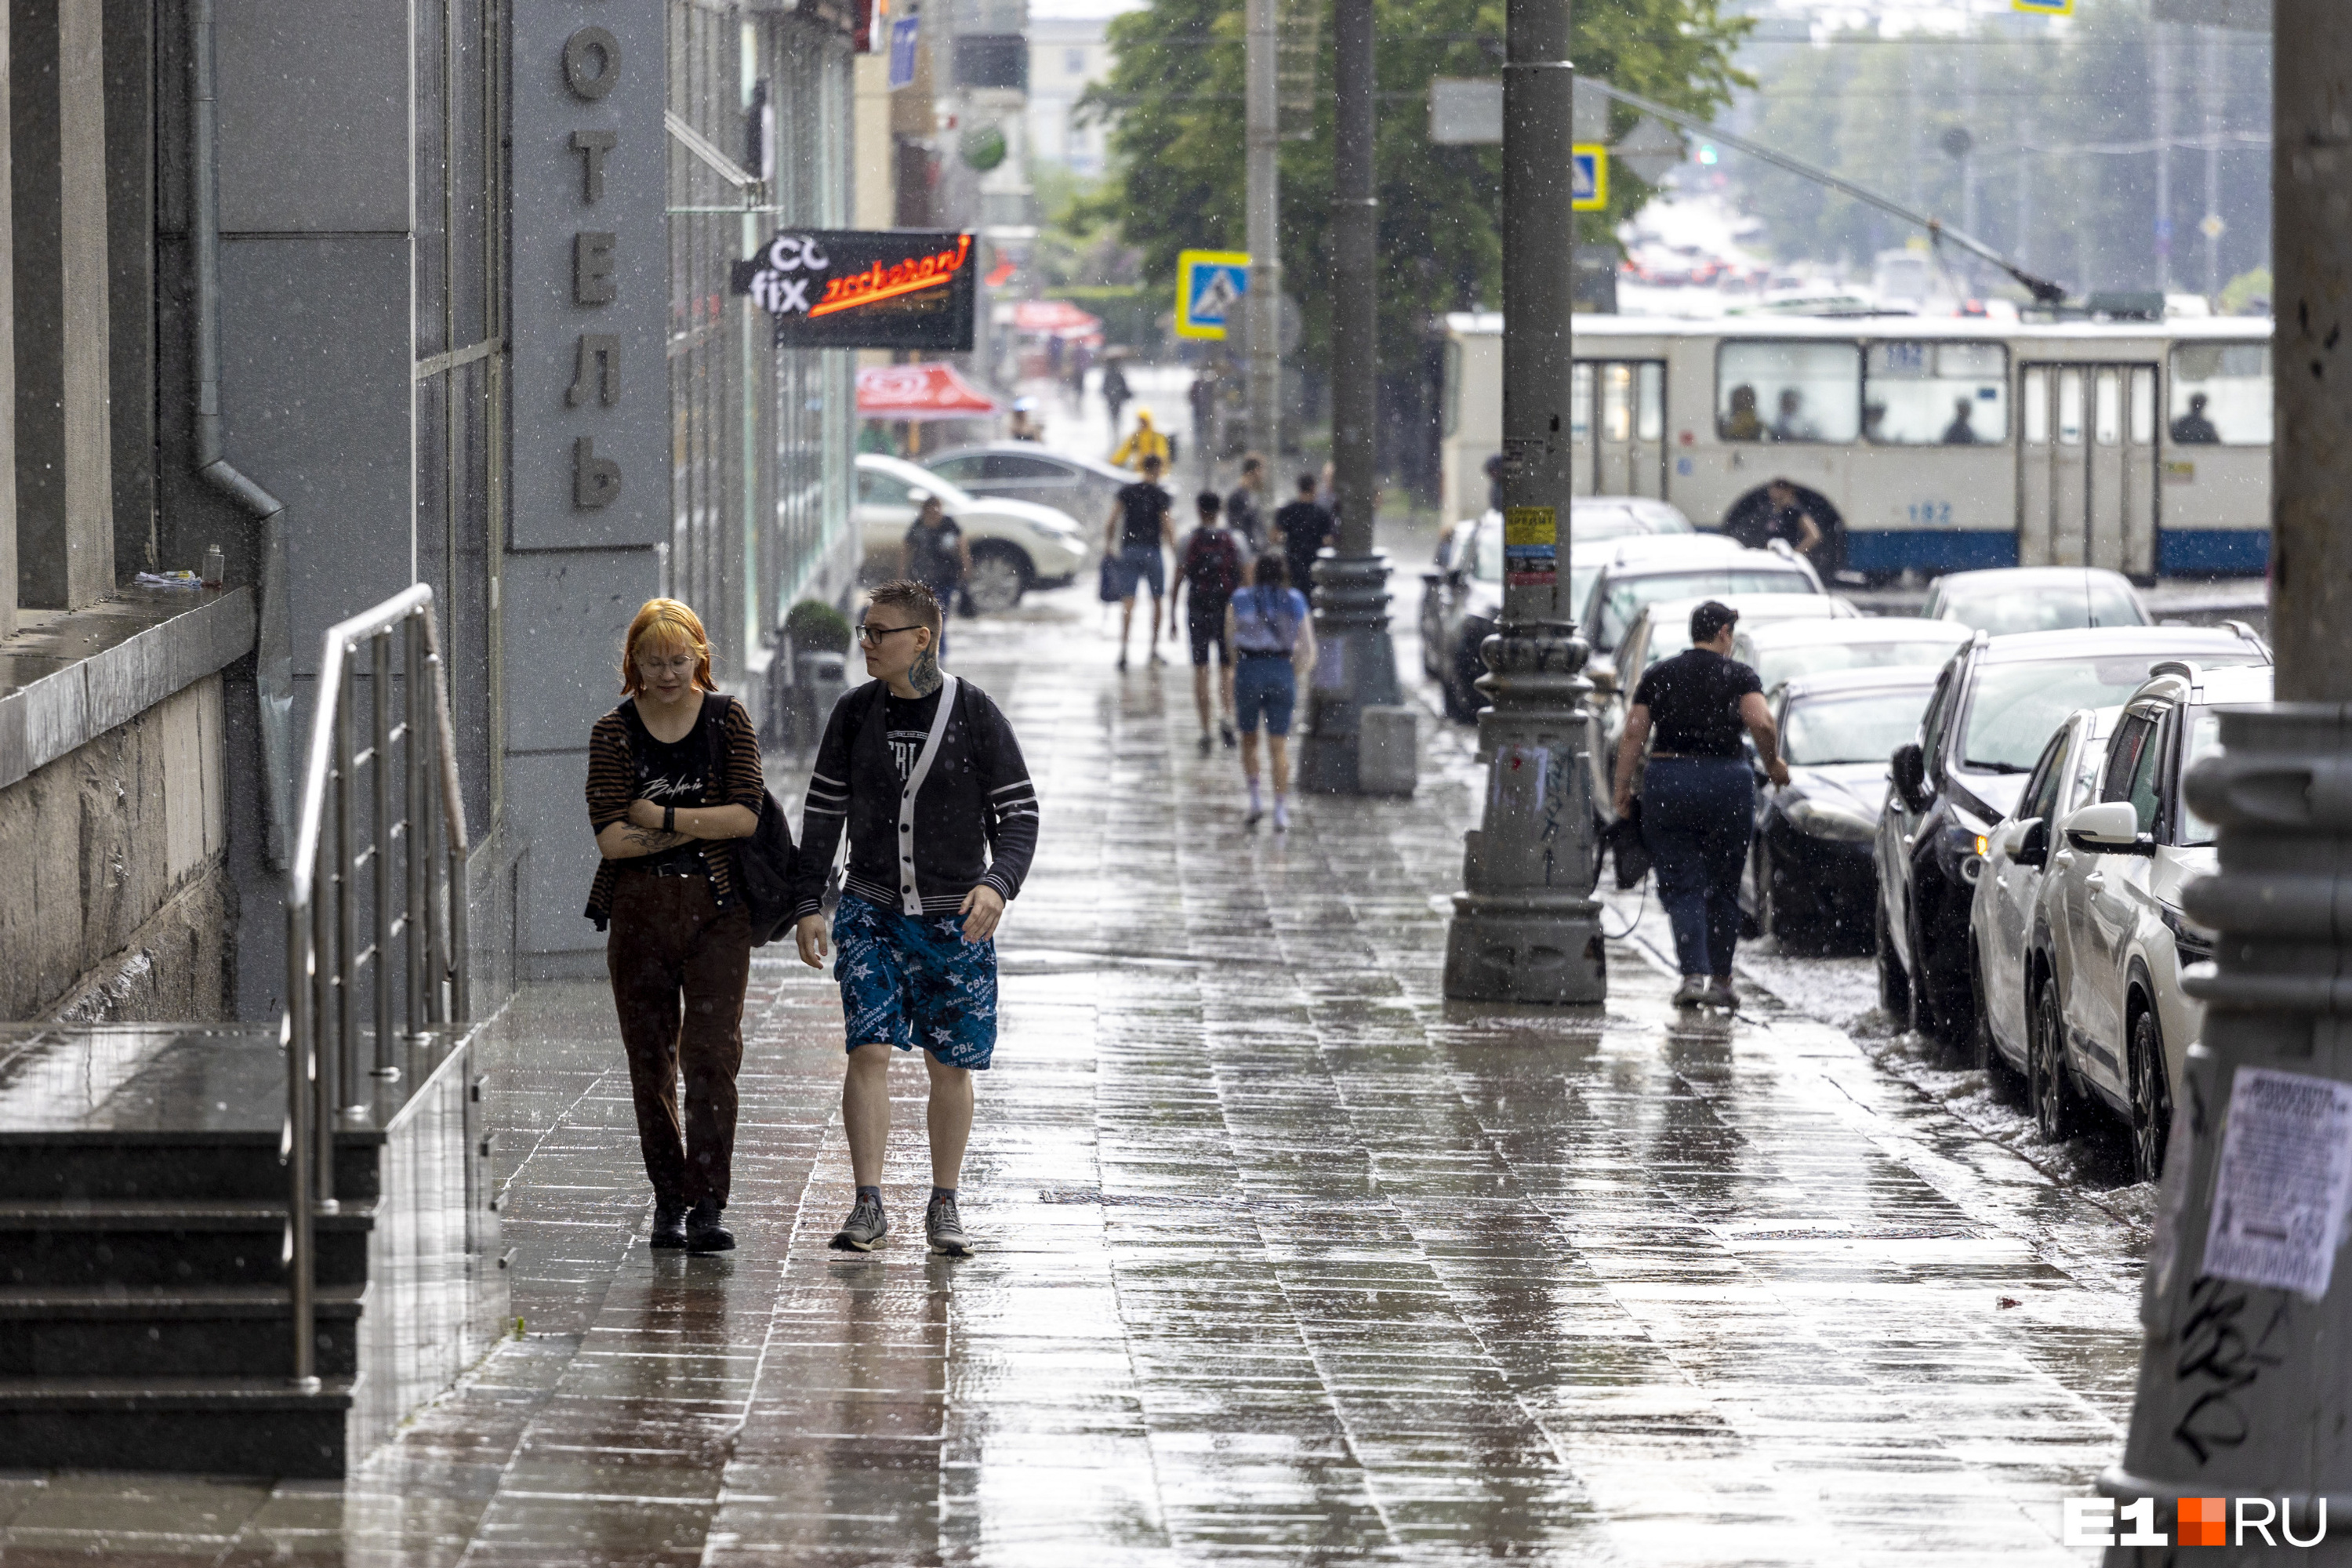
[{"xmin": 1175, "ymin": 249, "xmax": 1250, "ymax": 341}]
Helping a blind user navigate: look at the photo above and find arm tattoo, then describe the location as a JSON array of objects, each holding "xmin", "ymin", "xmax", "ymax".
[
  {"xmin": 621, "ymin": 826, "xmax": 691, "ymax": 853},
  {"xmin": 909, "ymin": 648, "xmax": 944, "ymax": 695}
]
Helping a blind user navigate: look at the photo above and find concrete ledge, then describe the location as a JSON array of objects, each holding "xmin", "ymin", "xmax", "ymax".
[{"xmin": 0, "ymin": 587, "xmax": 256, "ymax": 791}]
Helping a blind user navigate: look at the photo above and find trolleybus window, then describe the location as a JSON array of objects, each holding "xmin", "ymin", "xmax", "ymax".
[
  {"xmin": 2168, "ymin": 343, "xmax": 2270, "ymax": 445},
  {"xmin": 1863, "ymin": 341, "xmax": 2009, "ymax": 445},
  {"xmin": 1716, "ymin": 342, "xmax": 1860, "ymax": 443}
]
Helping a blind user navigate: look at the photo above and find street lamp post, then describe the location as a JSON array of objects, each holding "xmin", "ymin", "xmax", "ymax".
[
  {"xmin": 2102, "ymin": 4, "xmax": 2352, "ymax": 1549},
  {"xmin": 1297, "ymin": 0, "xmax": 1404, "ymax": 796},
  {"xmin": 1244, "ymin": 0, "xmax": 1281, "ymax": 467},
  {"xmin": 1440, "ymin": 0, "xmax": 1603, "ymax": 1004}
]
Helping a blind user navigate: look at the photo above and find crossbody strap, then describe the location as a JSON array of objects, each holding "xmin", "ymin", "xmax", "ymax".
[{"xmin": 895, "ymin": 675, "xmax": 960, "ymax": 915}]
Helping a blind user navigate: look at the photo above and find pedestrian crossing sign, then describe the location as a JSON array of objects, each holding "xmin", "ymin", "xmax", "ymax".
[
  {"xmin": 1572, "ymin": 145, "xmax": 1609, "ymax": 212},
  {"xmin": 2012, "ymin": 0, "xmax": 2071, "ymax": 13},
  {"xmin": 1175, "ymin": 249, "xmax": 1250, "ymax": 341}
]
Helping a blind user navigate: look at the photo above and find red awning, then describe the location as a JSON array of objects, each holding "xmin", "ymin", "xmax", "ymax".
[
  {"xmin": 855, "ymin": 362, "xmax": 1002, "ymax": 423},
  {"xmin": 1010, "ymin": 299, "xmax": 1103, "ymax": 338}
]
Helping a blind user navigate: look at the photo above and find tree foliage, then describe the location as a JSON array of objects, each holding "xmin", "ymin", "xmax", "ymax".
[{"xmin": 1080, "ymin": 0, "xmax": 1751, "ymax": 371}]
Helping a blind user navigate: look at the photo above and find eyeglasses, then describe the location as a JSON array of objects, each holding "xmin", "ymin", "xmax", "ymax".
[{"xmin": 856, "ymin": 622, "xmax": 924, "ymax": 648}]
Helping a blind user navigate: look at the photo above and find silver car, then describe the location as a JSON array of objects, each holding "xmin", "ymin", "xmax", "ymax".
[
  {"xmin": 922, "ymin": 444, "xmax": 1135, "ymax": 529},
  {"xmin": 855, "ymin": 454, "xmax": 1089, "ymax": 612}
]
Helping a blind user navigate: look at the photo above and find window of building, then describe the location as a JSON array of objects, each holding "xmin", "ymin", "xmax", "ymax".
[
  {"xmin": 2169, "ymin": 342, "xmax": 2271, "ymax": 446},
  {"xmin": 1065, "ymin": 47, "xmax": 1085, "ymax": 74},
  {"xmin": 1716, "ymin": 341, "xmax": 1861, "ymax": 443},
  {"xmin": 1863, "ymin": 341, "xmax": 2008, "ymax": 445}
]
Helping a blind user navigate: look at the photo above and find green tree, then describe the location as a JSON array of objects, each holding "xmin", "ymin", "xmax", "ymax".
[{"xmin": 1082, "ymin": 0, "xmax": 1750, "ymax": 383}]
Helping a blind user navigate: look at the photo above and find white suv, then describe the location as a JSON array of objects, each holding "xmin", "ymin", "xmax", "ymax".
[
  {"xmin": 855, "ymin": 454, "xmax": 1090, "ymax": 612},
  {"xmin": 2028, "ymin": 661, "xmax": 2270, "ymax": 1181}
]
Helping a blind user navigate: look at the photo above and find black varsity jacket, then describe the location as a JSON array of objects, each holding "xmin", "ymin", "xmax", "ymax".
[{"xmin": 790, "ymin": 675, "xmax": 1039, "ymax": 922}]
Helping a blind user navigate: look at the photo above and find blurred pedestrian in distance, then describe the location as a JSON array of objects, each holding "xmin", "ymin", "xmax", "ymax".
[
  {"xmin": 1273, "ymin": 472, "xmax": 1334, "ymax": 608},
  {"xmin": 1722, "ymin": 383, "xmax": 1764, "ymax": 441},
  {"xmin": 1101, "ymin": 356, "xmax": 1131, "ymax": 434},
  {"xmin": 1610, "ymin": 600, "xmax": 1789, "ymax": 1009},
  {"xmin": 793, "ymin": 581, "xmax": 1039, "ymax": 1260},
  {"xmin": 1176, "ymin": 490, "xmax": 1245, "ymax": 754},
  {"xmin": 1065, "ymin": 343, "xmax": 1091, "ymax": 409},
  {"xmin": 1105, "ymin": 452, "xmax": 1177, "ymax": 670},
  {"xmin": 585, "ymin": 598, "xmax": 767, "ymax": 1254},
  {"xmin": 1227, "ymin": 554, "xmax": 1316, "ymax": 832},
  {"xmin": 1725, "ymin": 477, "xmax": 1821, "ymax": 557},
  {"xmin": 902, "ymin": 492, "xmax": 969, "ymax": 656},
  {"xmin": 1940, "ymin": 397, "xmax": 1980, "ymax": 445},
  {"xmin": 1111, "ymin": 408, "xmax": 1171, "ymax": 471},
  {"xmin": 1007, "ymin": 397, "xmax": 1044, "ymax": 442},
  {"xmin": 1770, "ymin": 388, "xmax": 1817, "ymax": 442},
  {"xmin": 1485, "ymin": 452, "xmax": 1507, "ymax": 511},
  {"xmin": 2171, "ymin": 391, "xmax": 2220, "ymax": 445},
  {"xmin": 1226, "ymin": 454, "xmax": 1267, "ymax": 550},
  {"xmin": 1314, "ymin": 459, "xmax": 1335, "ymax": 511}
]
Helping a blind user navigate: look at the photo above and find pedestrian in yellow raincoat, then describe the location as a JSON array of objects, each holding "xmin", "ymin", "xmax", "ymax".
[{"xmin": 1110, "ymin": 409, "xmax": 1171, "ymax": 472}]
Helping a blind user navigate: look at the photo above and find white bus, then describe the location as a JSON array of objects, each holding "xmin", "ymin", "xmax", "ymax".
[{"xmin": 1439, "ymin": 312, "xmax": 2271, "ymax": 579}]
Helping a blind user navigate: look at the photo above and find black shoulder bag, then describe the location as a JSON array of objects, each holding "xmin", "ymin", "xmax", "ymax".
[{"xmin": 699, "ymin": 696, "xmax": 799, "ymax": 946}]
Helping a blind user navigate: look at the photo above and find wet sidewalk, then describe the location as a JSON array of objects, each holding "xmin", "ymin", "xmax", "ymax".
[{"xmin": 0, "ymin": 590, "xmax": 2142, "ymax": 1564}]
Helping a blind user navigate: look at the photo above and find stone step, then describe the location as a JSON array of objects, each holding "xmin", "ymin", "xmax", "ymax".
[
  {"xmin": 0, "ymin": 1284, "xmax": 363, "ymax": 1379},
  {"xmin": 0, "ymin": 1377, "xmax": 354, "ymax": 1479},
  {"xmin": 0, "ymin": 1131, "xmax": 382, "ymax": 1203},
  {"xmin": 0, "ymin": 1200, "xmax": 373, "ymax": 1290}
]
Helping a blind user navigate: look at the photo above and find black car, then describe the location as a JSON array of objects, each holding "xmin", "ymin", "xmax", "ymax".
[
  {"xmin": 1874, "ymin": 623, "xmax": 2270, "ymax": 1045},
  {"xmin": 1741, "ymin": 669, "xmax": 1936, "ymax": 953}
]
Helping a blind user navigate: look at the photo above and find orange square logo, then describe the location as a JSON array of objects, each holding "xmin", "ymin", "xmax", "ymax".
[{"xmin": 2179, "ymin": 1497, "xmax": 2227, "ymax": 1547}]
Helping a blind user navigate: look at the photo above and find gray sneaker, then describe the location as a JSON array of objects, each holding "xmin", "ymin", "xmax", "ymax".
[
  {"xmin": 829, "ymin": 1196, "xmax": 887, "ymax": 1252},
  {"xmin": 926, "ymin": 1194, "xmax": 973, "ymax": 1258},
  {"xmin": 1672, "ymin": 976, "xmax": 1708, "ymax": 1007}
]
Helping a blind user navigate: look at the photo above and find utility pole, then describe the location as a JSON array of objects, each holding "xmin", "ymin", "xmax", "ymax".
[
  {"xmin": 2102, "ymin": 5, "xmax": 2352, "ymax": 1551},
  {"xmin": 1244, "ymin": 0, "xmax": 1281, "ymax": 467},
  {"xmin": 1297, "ymin": 0, "xmax": 1405, "ymax": 797},
  {"xmin": 2153, "ymin": 21, "xmax": 2173, "ymax": 293},
  {"xmin": 1441, "ymin": 0, "xmax": 1602, "ymax": 1004}
]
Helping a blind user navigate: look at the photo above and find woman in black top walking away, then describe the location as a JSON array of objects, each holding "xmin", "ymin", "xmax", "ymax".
[
  {"xmin": 1610, "ymin": 601, "xmax": 1789, "ymax": 1009},
  {"xmin": 585, "ymin": 598, "xmax": 766, "ymax": 1251},
  {"xmin": 903, "ymin": 492, "xmax": 969, "ymax": 654}
]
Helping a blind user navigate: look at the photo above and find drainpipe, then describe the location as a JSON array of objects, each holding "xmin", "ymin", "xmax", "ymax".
[{"xmin": 191, "ymin": 0, "xmax": 291, "ymax": 868}]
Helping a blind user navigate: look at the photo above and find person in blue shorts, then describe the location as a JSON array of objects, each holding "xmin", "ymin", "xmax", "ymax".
[
  {"xmin": 1225, "ymin": 553, "xmax": 1316, "ymax": 831},
  {"xmin": 792, "ymin": 580, "xmax": 1040, "ymax": 1257},
  {"xmin": 1103, "ymin": 453, "xmax": 1175, "ymax": 670}
]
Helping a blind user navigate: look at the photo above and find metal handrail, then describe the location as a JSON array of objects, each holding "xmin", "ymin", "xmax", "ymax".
[{"xmin": 281, "ymin": 583, "xmax": 471, "ymax": 1389}]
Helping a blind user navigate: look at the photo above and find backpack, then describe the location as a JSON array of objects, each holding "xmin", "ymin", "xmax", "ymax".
[
  {"xmin": 1183, "ymin": 529, "xmax": 1243, "ymax": 600},
  {"xmin": 626, "ymin": 694, "xmax": 798, "ymax": 946}
]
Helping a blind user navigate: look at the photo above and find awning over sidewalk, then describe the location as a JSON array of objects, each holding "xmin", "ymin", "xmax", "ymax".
[{"xmin": 855, "ymin": 361, "xmax": 1001, "ymax": 423}]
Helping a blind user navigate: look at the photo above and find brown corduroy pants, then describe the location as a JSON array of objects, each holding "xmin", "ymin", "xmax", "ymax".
[{"xmin": 604, "ymin": 869, "xmax": 753, "ymax": 1206}]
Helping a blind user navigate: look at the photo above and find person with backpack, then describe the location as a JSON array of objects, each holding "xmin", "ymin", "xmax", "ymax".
[
  {"xmin": 584, "ymin": 598, "xmax": 769, "ymax": 1255},
  {"xmin": 1226, "ymin": 553, "xmax": 1316, "ymax": 831},
  {"xmin": 1175, "ymin": 490, "xmax": 1245, "ymax": 753},
  {"xmin": 792, "ymin": 580, "xmax": 1040, "ymax": 1258}
]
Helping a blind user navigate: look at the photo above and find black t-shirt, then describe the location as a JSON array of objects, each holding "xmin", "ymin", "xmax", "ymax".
[
  {"xmin": 1275, "ymin": 499, "xmax": 1331, "ymax": 581},
  {"xmin": 884, "ymin": 687, "xmax": 944, "ymax": 781},
  {"xmin": 630, "ymin": 699, "xmax": 714, "ymax": 873},
  {"xmin": 1116, "ymin": 482, "xmax": 1171, "ymax": 551},
  {"xmin": 1631, "ymin": 648, "xmax": 1763, "ymax": 759},
  {"xmin": 1225, "ymin": 486, "xmax": 1262, "ymax": 547},
  {"xmin": 905, "ymin": 517, "xmax": 963, "ymax": 587}
]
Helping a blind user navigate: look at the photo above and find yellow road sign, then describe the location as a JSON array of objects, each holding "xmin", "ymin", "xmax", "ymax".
[
  {"xmin": 1174, "ymin": 249, "xmax": 1250, "ymax": 341},
  {"xmin": 1572, "ymin": 145, "xmax": 1609, "ymax": 212},
  {"xmin": 2013, "ymin": 0, "xmax": 2071, "ymax": 14}
]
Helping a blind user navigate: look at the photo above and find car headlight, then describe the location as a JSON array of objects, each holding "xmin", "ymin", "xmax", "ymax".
[
  {"xmin": 2158, "ymin": 901, "xmax": 2216, "ymax": 967},
  {"xmin": 1784, "ymin": 797, "xmax": 1878, "ymax": 843}
]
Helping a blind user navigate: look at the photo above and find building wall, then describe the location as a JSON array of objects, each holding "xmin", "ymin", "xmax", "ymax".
[
  {"xmin": 1025, "ymin": 17, "xmax": 1112, "ymax": 176},
  {"xmin": 0, "ymin": 674, "xmax": 230, "ymax": 1022}
]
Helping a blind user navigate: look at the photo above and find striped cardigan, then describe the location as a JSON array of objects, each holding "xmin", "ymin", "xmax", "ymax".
[{"xmin": 583, "ymin": 693, "xmax": 765, "ymax": 930}]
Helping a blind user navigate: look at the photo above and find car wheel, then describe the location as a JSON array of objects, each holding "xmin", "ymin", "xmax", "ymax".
[
  {"xmin": 1443, "ymin": 650, "xmax": 1485, "ymax": 721},
  {"xmin": 2128, "ymin": 1006, "xmax": 2172, "ymax": 1184},
  {"xmin": 2028, "ymin": 975, "xmax": 2078, "ymax": 1144},
  {"xmin": 1905, "ymin": 906, "xmax": 1943, "ymax": 1039},
  {"xmin": 1875, "ymin": 898, "xmax": 1912, "ymax": 1029},
  {"xmin": 964, "ymin": 544, "xmax": 1029, "ymax": 614}
]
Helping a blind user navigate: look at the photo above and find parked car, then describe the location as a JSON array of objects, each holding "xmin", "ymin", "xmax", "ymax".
[
  {"xmin": 1733, "ymin": 618, "xmax": 1971, "ymax": 694},
  {"xmin": 2029, "ymin": 662, "xmax": 2270, "ymax": 1180},
  {"xmin": 922, "ymin": 443, "xmax": 1135, "ymax": 530},
  {"xmin": 1741, "ymin": 668, "xmax": 1940, "ymax": 953},
  {"xmin": 1595, "ymin": 594, "xmax": 1860, "ymax": 768},
  {"xmin": 1969, "ymin": 703, "xmax": 2120, "ymax": 1105},
  {"xmin": 1873, "ymin": 624, "xmax": 2270, "ymax": 1049},
  {"xmin": 1580, "ymin": 537, "xmax": 1826, "ymax": 699},
  {"xmin": 1921, "ymin": 567, "xmax": 2151, "ymax": 637},
  {"xmin": 855, "ymin": 454, "xmax": 1090, "ymax": 612},
  {"xmin": 1420, "ymin": 499, "xmax": 1699, "ymax": 721}
]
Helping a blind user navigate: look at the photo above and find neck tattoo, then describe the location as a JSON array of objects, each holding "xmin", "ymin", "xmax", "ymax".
[{"xmin": 908, "ymin": 649, "xmax": 943, "ymax": 696}]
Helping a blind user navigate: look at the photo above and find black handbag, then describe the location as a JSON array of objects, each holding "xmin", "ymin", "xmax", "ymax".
[
  {"xmin": 1606, "ymin": 795, "xmax": 1650, "ymax": 891},
  {"xmin": 705, "ymin": 696, "xmax": 797, "ymax": 946}
]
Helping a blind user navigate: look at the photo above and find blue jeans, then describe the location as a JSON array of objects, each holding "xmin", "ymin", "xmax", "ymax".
[
  {"xmin": 1641, "ymin": 757, "xmax": 1755, "ymax": 978},
  {"xmin": 1233, "ymin": 653, "xmax": 1296, "ymax": 735}
]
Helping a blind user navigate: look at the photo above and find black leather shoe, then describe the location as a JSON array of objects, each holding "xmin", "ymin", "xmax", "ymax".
[
  {"xmin": 686, "ymin": 1198, "xmax": 735, "ymax": 1253},
  {"xmin": 650, "ymin": 1200, "xmax": 688, "ymax": 1250}
]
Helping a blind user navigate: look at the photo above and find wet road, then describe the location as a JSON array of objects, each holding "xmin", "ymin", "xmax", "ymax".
[{"xmin": 0, "ymin": 587, "xmax": 2147, "ymax": 1564}]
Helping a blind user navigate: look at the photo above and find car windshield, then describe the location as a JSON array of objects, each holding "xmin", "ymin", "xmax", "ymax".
[
  {"xmin": 2180, "ymin": 709, "xmax": 2224, "ymax": 845},
  {"xmin": 1962, "ymin": 655, "xmax": 2257, "ymax": 772},
  {"xmin": 1782, "ymin": 690, "xmax": 1932, "ymax": 766},
  {"xmin": 1594, "ymin": 570, "xmax": 1814, "ymax": 652},
  {"xmin": 1751, "ymin": 636, "xmax": 1961, "ymax": 691},
  {"xmin": 1936, "ymin": 582, "xmax": 2147, "ymax": 635}
]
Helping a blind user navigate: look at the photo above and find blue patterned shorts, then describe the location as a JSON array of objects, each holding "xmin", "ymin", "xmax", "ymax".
[{"xmin": 832, "ymin": 893, "xmax": 998, "ymax": 1070}]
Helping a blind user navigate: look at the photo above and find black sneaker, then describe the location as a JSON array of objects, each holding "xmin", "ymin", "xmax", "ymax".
[
  {"xmin": 650, "ymin": 1200, "xmax": 688, "ymax": 1250},
  {"xmin": 831, "ymin": 1195, "xmax": 888, "ymax": 1252},
  {"xmin": 1219, "ymin": 721, "xmax": 1237, "ymax": 750},
  {"xmin": 685, "ymin": 1198, "xmax": 735, "ymax": 1253}
]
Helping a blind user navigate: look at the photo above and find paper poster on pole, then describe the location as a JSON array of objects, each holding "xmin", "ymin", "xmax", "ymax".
[
  {"xmin": 2201, "ymin": 1066, "xmax": 2352, "ymax": 1300},
  {"xmin": 1503, "ymin": 506, "xmax": 1557, "ymax": 587}
]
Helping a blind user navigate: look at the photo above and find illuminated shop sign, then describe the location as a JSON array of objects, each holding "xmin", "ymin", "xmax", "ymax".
[{"xmin": 734, "ymin": 228, "xmax": 976, "ymax": 351}]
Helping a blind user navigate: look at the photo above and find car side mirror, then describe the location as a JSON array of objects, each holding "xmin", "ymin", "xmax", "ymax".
[
  {"xmin": 2063, "ymin": 800, "xmax": 2156, "ymax": 855},
  {"xmin": 2014, "ymin": 816, "xmax": 2049, "ymax": 868},
  {"xmin": 1890, "ymin": 743, "xmax": 1929, "ymax": 813}
]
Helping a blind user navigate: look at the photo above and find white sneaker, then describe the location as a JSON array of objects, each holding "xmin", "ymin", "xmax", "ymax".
[
  {"xmin": 1272, "ymin": 800, "xmax": 1290, "ymax": 832},
  {"xmin": 1672, "ymin": 976, "xmax": 1708, "ymax": 1007}
]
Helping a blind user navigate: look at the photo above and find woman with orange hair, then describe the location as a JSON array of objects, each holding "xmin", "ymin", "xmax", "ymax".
[{"xmin": 583, "ymin": 598, "xmax": 765, "ymax": 1253}]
